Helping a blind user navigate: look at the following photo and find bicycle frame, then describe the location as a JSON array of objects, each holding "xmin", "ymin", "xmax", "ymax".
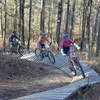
[
  {"xmin": 41, "ymin": 45, "xmax": 51, "ymax": 56},
  {"xmin": 65, "ymin": 45, "xmax": 86, "ymax": 78},
  {"xmin": 41, "ymin": 49, "xmax": 48, "ymax": 57}
]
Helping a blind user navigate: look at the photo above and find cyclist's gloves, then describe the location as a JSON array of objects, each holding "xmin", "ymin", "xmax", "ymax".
[
  {"xmin": 60, "ymin": 49, "xmax": 66, "ymax": 56},
  {"xmin": 74, "ymin": 43, "xmax": 80, "ymax": 50}
]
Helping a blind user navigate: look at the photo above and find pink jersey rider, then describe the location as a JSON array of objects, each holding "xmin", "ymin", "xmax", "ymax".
[{"xmin": 60, "ymin": 34, "xmax": 73, "ymax": 56}]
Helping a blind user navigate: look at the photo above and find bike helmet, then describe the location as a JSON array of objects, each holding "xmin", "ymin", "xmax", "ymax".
[
  {"xmin": 41, "ymin": 32, "xmax": 46, "ymax": 36},
  {"xmin": 63, "ymin": 33, "xmax": 69, "ymax": 39},
  {"xmin": 13, "ymin": 30, "xmax": 16, "ymax": 34}
]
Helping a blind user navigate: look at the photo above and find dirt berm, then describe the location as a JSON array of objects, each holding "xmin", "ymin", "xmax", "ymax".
[{"xmin": 0, "ymin": 54, "xmax": 72, "ymax": 100}]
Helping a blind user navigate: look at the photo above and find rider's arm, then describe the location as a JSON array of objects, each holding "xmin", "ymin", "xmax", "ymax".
[
  {"xmin": 46, "ymin": 38, "xmax": 51, "ymax": 45},
  {"xmin": 69, "ymin": 39, "xmax": 80, "ymax": 50},
  {"xmin": 60, "ymin": 40, "xmax": 66, "ymax": 56},
  {"xmin": 60, "ymin": 48, "xmax": 66, "ymax": 56},
  {"xmin": 73, "ymin": 43, "xmax": 80, "ymax": 50}
]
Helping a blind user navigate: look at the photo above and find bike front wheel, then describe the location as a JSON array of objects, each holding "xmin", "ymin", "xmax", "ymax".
[
  {"xmin": 35, "ymin": 48, "xmax": 44, "ymax": 60},
  {"xmin": 73, "ymin": 57, "xmax": 86, "ymax": 78},
  {"xmin": 47, "ymin": 51, "xmax": 55, "ymax": 64}
]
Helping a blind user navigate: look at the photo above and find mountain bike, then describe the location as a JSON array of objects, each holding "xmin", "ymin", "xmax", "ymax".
[
  {"xmin": 7, "ymin": 39, "xmax": 27, "ymax": 56},
  {"xmin": 35, "ymin": 45, "xmax": 55, "ymax": 64},
  {"xmin": 64, "ymin": 45, "xmax": 86, "ymax": 78}
]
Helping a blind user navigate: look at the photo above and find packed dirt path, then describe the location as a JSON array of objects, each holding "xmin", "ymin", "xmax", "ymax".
[{"xmin": 0, "ymin": 55, "xmax": 72, "ymax": 100}]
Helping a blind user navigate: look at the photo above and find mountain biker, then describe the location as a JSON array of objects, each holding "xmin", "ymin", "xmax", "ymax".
[
  {"xmin": 37, "ymin": 32, "xmax": 51, "ymax": 49},
  {"xmin": 8, "ymin": 30, "xmax": 19, "ymax": 46},
  {"xmin": 60, "ymin": 33, "xmax": 80, "ymax": 75}
]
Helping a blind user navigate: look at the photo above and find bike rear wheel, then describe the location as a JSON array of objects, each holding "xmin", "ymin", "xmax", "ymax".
[
  {"xmin": 47, "ymin": 51, "xmax": 55, "ymax": 64},
  {"xmin": 9, "ymin": 45, "xmax": 18, "ymax": 55},
  {"xmin": 73, "ymin": 57, "xmax": 86, "ymax": 78},
  {"xmin": 35, "ymin": 48, "xmax": 44, "ymax": 60}
]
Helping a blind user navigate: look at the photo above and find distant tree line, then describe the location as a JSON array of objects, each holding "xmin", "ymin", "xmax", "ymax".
[{"xmin": 0, "ymin": 0, "xmax": 100, "ymax": 56}]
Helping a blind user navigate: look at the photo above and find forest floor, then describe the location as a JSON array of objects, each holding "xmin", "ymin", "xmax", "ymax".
[{"xmin": 0, "ymin": 54, "xmax": 72, "ymax": 100}]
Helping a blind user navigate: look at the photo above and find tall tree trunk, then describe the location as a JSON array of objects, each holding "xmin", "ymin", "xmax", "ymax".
[
  {"xmin": 22, "ymin": 0, "xmax": 25, "ymax": 45},
  {"xmin": 19, "ymin": 0, "xmax": 25, "ymax": 45},
  {"xmin": 48, "ymin": 0, "xmax": 52, "ymax": 40},
  {"xmin": 40, "ymin": 0, "xmax": 45, "ymax": 33},
  {"xmin": 92, "ymin": 3, "xmax": 99, "ymax": 45},
  {"xmin": 65, "ymin": 0, "xmax": 70, "ymax": 33},
  {"xmin": 27, "ymin": 0, "xmax": 32, "ymax": 50},
  {"xmin": 56, "ymin": 0, "xmax": 63, "ymax": 48},
  {"xmin": 13, "ymin": 0, "xmax": 18, "ymax": 32},
  {"xmin": 3, "ymin": 0, "xmax": 7, "ymax": 49},
  {"xmin": 86, "ymin": 0, "xmax": 92, "ymax": 51},
  {"xmin": 19, "ymin": 0, "xmax": 21, "ymax": 38},
  {"xmin": 50, "ymin": 0, "xmax": 55, "ymax": 42},
  {"xmin": 70, "ymin": 0, "xmax": 76, "ymax": 38},
  {"xmin": 85, "ymin": 0, "xmax": 93, "ymax": 59},
  {"xmin": 80, "ymin": 0, "xmax": 87, "ymax": 50},
  {"xmin": 96, "ymin": 7, "xmax": 100, "ymax": 56},
  {"xmin": 1, "ymin": 6, "xmax": 3, "ymax": 38}
]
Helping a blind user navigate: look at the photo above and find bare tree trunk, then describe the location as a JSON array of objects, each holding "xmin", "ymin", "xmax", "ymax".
[
  {"xmin": 92, "ymin": 3, "xmax": 100, "ymax": 44},
  {"xmin": 86, "ymin": 0, "xmax": 92, "ymax": 50},
  {"xmin": 40, "ymin": 0, "xmax": 45, "ymax": 33},
  {"xmin": 19, "ymin": 0, "xmax": 25, "ymax": 45},
  {"xmin": 84, "ymin": 0, "xmax": 93, "ymax": 59},
  {"xmin": 13, "ymin": 0, "xmax": 18, "ymax": 32},
  {"xmin": 3, "ymin": 0, "xmax": 7, "ymax": 49},
  {"xmin": 0, "ymin": 6, "xmax": 3, "ymax": 38},
  {"xmin": 27, "ymin": 0, "xmax": 32, "ymax": 50},
  {"xmin": 80, "ymin": 0, "xmax": 87, "ymax": 50},
  {"xmin": 65, "ymin": 0, "xmax": 70, "ymax": 33},
  {"xmin": 96, "ymin": 7, "xmax": 100, "ymax": 56},
  {"xmin": 70, "ymin": 0, "xmax": 76, "ymax": 38},
  {"xmin": 22, "ymin": 0, "xmax": 25, "ymax": 45},
  {"xmin": 56, "ymin": 0, "xmax": 63, "ymax": 48},
  {"xmin": 47, "ymin": 0, "xmax": 53, "ymax": 41},
  {"xmin": 50, "ymin": 0, "xmax": 56, "ymax": 42},
  {"xmin": 18, "ymin": 0, "xmax": 21, "ymax": 38},
  {"xmin": 48, "ymin": 0, "xmax": 51, "ymax": 38}
]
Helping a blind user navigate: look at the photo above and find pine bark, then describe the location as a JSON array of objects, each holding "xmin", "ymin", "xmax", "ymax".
[
  {"xmin": 19, "ymin": 0, "xmax": 25, "ymax": 45},
  {"xmin": 56, "ymin": 0, "xmax": 63, "ymax": 48},
  {"xmin": 3, "ymin": 0, "xmax": 7, "ymax": 48},
  {"xmin": 40, "ymin": 0, "xmax": 45, "ymax": 33},
  {"xmin": 65, "ymin": 0, "xmax": 70, "ymax": 33},
  {"xmin": 96, "ymin": 6, "xmax": 100, "ymax": 56},
  {"xmin": 27, "ymin": 0, "xmax": 32, "ymax": 50},
  {"xmin": 70, "ymin": 0, "xmax": 76, "ymax": 38}
]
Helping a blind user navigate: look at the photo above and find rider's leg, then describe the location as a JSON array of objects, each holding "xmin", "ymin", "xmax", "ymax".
[
  {"xmin": 62, "ymin": 47, "xmax": 76, "ymax": 76},
  {"xmin": 66, "ymin": 51, "xmax": 77, "ymax": 76},
  {"xmin": 38, "ymin": 43, "xmax": 45, "ymax": 58}
]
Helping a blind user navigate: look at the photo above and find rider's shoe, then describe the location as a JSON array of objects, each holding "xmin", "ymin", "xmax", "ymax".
[{"xmin": 71, "ymin": 71, "xmax": 77, "ymax": 76}]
